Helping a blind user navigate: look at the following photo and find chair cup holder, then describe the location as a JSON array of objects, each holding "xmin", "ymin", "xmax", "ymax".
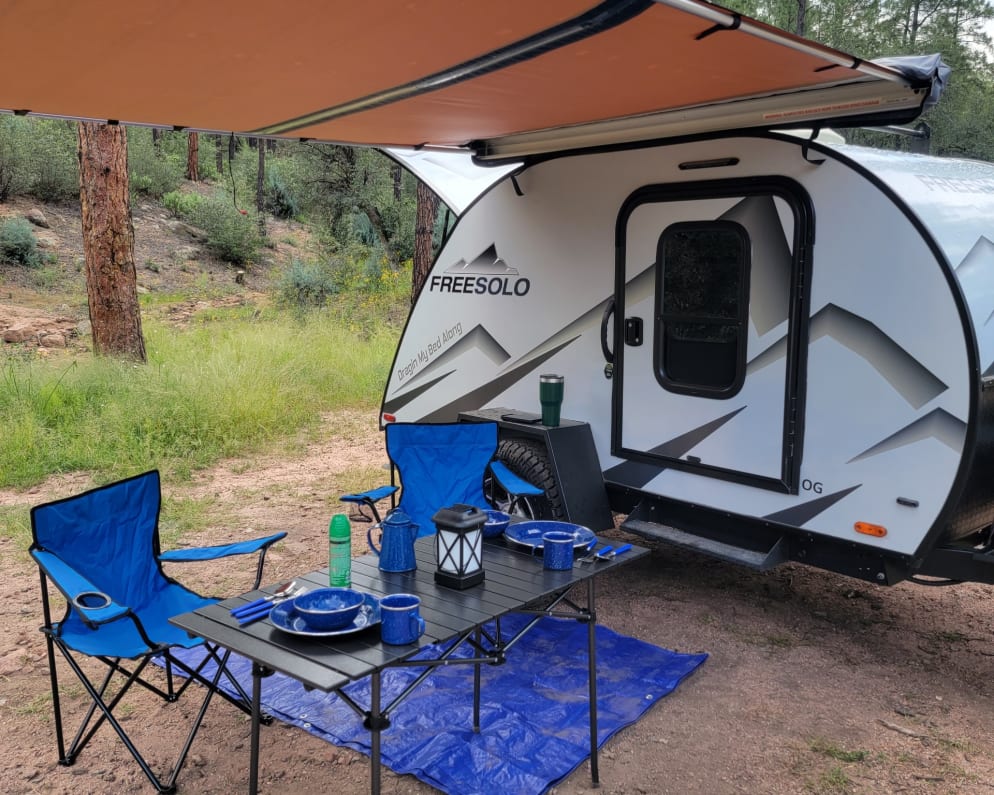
[{"xmin": 73, "ymin": 591, "xmax": 112, "ymax": 610}]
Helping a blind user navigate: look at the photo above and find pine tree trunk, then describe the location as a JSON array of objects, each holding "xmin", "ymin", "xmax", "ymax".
[
  {"xmin": 186, "ymin": 131, "xmax": 199, "ymax": 181},
  {"xmin": 215, "ymin": 134, "xmax": 224, "ymax": 174},
  {"xmin": 77, "ymin": 122, "xmax": 146, "ymax": 362},
  {"xmin": 392, "ymin": 163, "xmax": 402, "ymax": 202},
  {"xmin": 256, "ymin": 141, "xmax": 267, "ymax": 237},
  {"xmin": 412, "ymin": 179, "xmax": 439, "ymax": 302}
]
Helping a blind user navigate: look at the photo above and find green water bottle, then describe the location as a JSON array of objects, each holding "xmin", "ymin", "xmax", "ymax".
[{"xmin": 328, "ymin": 514, "xmax": 352, "ymax": 587}]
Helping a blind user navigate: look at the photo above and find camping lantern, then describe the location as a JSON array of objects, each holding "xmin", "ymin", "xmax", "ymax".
[{"xmin": 432, "ymin": 504, "xmax": 486, "ymax": 589}]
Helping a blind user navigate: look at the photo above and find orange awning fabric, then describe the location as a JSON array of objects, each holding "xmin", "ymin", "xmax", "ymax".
[{"xmin": 0, "ymin": 0, "xmax": 939, "ymax": 159}]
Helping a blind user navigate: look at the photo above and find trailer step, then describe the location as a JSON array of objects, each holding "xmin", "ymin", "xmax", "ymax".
[{"xmin": 622, "ymin": 517, "xmax": 787, "ymax": 570}]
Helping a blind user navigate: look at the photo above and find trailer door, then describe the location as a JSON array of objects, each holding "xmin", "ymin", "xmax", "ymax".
[{"xmin": 613, "ymin": 178, "xmax": 812, "ymax": 493}]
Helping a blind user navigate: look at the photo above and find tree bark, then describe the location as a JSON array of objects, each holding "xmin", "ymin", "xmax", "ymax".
[
  {"xmin": 256, "ymin": 141, "xmax": 267, "ymax": 236},
  {"xmin": 392, "ymin": 163, "xmax": 402, "ymax": 202},
  {"xmin": 215, "ymin": 134, "xmax": 224, "ymax": 174},
  {"xmin": 77, "ymin": 122, "xmax": 146, "ymax": 362},
  {"xmin": 412, "ymin": 179, "xmax": 440, "ymax": 302},
  {"xmin": 186, "ymin": 131, "xmax": 199, "ymax": 181}
]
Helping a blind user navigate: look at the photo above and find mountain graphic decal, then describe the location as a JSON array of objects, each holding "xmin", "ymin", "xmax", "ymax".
[{"xmin": 445, "ymin": 244, "xmax": 517, "ymax": 275}]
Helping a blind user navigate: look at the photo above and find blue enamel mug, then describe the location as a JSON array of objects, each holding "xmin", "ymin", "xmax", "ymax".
[
  {"xmin": 380, "ymin": 593, "xmax": 426, "ymax": 645},
  {"xmin": 542, "ymin": 530, "xmax": 575, "ymax": 571}
]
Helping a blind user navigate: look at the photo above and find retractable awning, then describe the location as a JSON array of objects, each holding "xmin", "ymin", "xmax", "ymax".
[{"xmin": 0, "ymin": 0, "xmax": 945, "ymax": 160}]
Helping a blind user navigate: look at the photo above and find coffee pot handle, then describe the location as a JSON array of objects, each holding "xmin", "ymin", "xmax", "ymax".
[{"xmin": 366, "ymin": 524, "xmax": 382, "ymax": 555}]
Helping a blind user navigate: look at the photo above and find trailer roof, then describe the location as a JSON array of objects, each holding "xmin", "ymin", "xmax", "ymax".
[{"xmin": 0, "ymin": 0, "xmax": 944, "ymax": 159}]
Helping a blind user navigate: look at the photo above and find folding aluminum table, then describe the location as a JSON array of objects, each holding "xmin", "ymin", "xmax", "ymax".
[{"xmin": 171, "ymin": 534, "xmax": 647, "ymax": 794}]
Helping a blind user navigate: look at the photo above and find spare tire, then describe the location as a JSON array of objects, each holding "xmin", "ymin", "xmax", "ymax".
[{"xmin": 495, "ymin": 438, "xmax": 566, "ymax": 520}]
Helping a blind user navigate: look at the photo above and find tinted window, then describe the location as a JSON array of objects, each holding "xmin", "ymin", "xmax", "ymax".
[{"xmin": 656, "ymin": 222, "xmax": 750, "ymax": 396}]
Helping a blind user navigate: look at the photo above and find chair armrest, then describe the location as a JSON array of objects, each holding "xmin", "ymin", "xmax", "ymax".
[
  {"xmin": 31, "ymin": 548, "xmax": 130, "ymax": 625},
  {"xmin": 340, "ymin": 485, "xmax": 398, "ymax": 504},
  {"xmin": 489, "ymin": 461, "xmax": 544, "ymax": 497},
  {"xmin": 158, "ymin": 532, "xmax": 287, "ymax": 562}
]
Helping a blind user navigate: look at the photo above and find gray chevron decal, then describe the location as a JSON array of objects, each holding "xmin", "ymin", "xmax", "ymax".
[
  {"xmin": 422, "ymin": 336, "xmax": 581, "ymax": 422},
  {"xmin": 391, "ymin": 324, "xmax": 510, "ymax": 392},
  {"xmin": 604, "ymin": 407, "xmax": 746, "ymax": 487},
  {"xmin": 721, "ymin": 195, "xmax": 791, "ymax": 336},
  {"xmin": 762, "ymin": 484, "xmax": 861, "ymax": 526},
  {"xmin": 382, "ymin": 371, "xmax": 456, "ymax": 416},
  {"xmin": 749, "ymin": 303, "xmax": 947, "ymax": 409},
  {"xmin": 847, "ymin": 408, "xmax": 966, "ymax": 463}
]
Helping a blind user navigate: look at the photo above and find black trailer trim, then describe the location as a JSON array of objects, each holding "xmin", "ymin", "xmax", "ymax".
[{"xmin": 613, "ymin": 175, "xmax": 814, "ymax": 495}]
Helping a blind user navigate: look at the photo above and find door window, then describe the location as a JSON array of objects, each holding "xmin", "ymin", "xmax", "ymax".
[{"xmin": 655, "ymin": 221, "xmax": 750, "ymax": 397}]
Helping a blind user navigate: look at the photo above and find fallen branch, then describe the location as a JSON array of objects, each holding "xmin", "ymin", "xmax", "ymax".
[{"xmin": 877, "ymin": 719, "xmax": 925, "ymax": 738}]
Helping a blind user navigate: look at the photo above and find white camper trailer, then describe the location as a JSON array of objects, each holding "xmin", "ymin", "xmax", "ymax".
[{"xmin": 384, "ymin": 135, "xmax": 994, "ymax": 587}]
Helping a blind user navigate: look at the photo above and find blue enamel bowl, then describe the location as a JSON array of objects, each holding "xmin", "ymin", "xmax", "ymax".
[
  {"xmin": 292, "ymin": 588, "xmax": 365, "ymax": 631},
  {"xmin": 483, "ymin": 509, "xmax": 512, "ymax": 538}
]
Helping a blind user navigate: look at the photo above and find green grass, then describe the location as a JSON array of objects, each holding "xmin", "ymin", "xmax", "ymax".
[
  {"xmin": 810, "ymin": 737, "xmax": 869, "ymax": 763},
  {"xmin": 0, "ymin": 301, "xmax": 399, "ymax": 490}
]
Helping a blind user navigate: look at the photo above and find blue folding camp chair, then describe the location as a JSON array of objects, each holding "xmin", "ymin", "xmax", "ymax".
[
  {"xmin": 340, "ymin": 421, "xmax": 543, "ymax": 535},
  {"xmin": 30, "ymin": 470, "xmax": 286, "ymax": 793}
]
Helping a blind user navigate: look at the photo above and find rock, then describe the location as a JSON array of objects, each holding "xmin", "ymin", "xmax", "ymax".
[
  {"xmin": 166, "ymin": 220, "xmax": 208, "ymax": 241},
  {"xmin": 0, "ymin": 650, "xmax": 23, "ymax": 676},
  {"xmin": 26, "ymin": 208, "xmax": 50, "ymax": 228},
  {"xmin": 39, "ymin": 333, "xmax": 66, "ymax": 348},
  {"xmin": 173, "ymin": 245, "xmax": 199, "ymax": 261},
  {"xmin": 2, "ymin": 328, "xmax": 30, "ymax": 343}
]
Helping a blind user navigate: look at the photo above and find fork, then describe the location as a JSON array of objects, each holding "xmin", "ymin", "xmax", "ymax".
[
  {"xmin": 578, "ymin": 543, "xmax": 609, "ymax": 564},
  {"xmin": 596, "ymin": 543, "xmax": 632, "ymax": 560},
  {"xmin": 234, "ymin": 585, "xmax": 305, "ymax": 626},
  {"xmin": 230, "ymin": 580, "xmax": 297, "ymax": 618}
]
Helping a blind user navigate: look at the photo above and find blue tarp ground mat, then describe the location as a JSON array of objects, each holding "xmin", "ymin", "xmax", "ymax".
[{"xmin": 170, "ymin": 615, "xmax": 707, "ymax": 794}]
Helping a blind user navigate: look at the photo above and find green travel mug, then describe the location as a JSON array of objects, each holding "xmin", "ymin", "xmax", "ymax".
[{"xmin": 539, "ymin": 374, "xmax": 565, "ymax": 427}]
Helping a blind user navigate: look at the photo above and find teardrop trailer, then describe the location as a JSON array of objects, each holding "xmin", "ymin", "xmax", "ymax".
[
  {"xmin": 2, "ymin": 0, "xmax": 989, "ymax": 587},
  {"xmin": 386, "ymin": 134, "xmax": 994, "ymax": 587}
]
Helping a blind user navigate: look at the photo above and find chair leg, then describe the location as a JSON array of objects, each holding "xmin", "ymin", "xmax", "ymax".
[
  {"xmin": 42, "ymin": 632, "xmax": 69, "ymax": 765},
  {"xmin": 47, "ymin": 639, "xmax": 231, "ymax": 794}
]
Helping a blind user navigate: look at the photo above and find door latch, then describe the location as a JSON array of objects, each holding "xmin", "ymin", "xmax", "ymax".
[{"xmin": 624, "ymin": 317, "xmax": 643, "ymax": 346}]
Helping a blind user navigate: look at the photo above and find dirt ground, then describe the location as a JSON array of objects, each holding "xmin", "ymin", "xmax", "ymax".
[
  {"xmin": 2, "ymin": 195, "xmax": 994, "ymax": 793},
  {"xmin": 2, "ymin": 411, "xmax": 994, "ymax": 795}
]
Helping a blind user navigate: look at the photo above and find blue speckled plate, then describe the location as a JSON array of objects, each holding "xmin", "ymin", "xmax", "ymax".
[
  {"xmin": 504, "ymin": 520, "xmax": 596, "ymax": 551},
  {"xmin": 270, "ymin": 592, "xmax": 380, "ymax": 637}
]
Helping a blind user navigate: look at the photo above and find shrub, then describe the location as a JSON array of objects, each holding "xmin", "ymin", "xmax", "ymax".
[
  {"xmin": 265, "ymin": 171, "xmax": 300, "ymax": 219},
  {"xmin": 0, "ymin": 217, "xmax": 41, "ymax": 267},
  {"xmin": 162, "ymin": 190, "xmax": 205, "ymax": 218},
  {"xmin": 0, "ymin": 117, "xmax": 77, "ymax": 203},
  {"xmin": 129, "ymin": 129, "xmax": 184, "ymax": 198},
  {"xmin": 189, "ymin": 199, "xmax": 263, "ymax": 264},
  {"xmin": 275, "ymin": 258, "xmax": 339, "ymax": 307},
  {"xmin": 164, "ymin": 190, "xmax": 261, "ymax": 263},
  {"xmin": 25, "ymin": 120, "xmax": 78, "ymax": 203}
]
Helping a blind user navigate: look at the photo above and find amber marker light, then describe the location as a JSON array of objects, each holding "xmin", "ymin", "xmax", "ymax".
[{"xmin": 854, "ymin": 521, "xmax": 887, "ymax": 537}]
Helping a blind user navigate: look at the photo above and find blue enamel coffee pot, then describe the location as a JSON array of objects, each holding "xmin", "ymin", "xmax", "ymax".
[{"xmin": 367, "ymin": 509, "xmax": 419, "ymax": 572}]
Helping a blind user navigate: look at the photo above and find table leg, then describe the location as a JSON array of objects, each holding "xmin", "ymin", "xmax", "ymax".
[
  {"xmin": 587, "ymin": 578, "xmax": 600, "ymax": 786},
  {"xmin": 370, "ymin": 670, "xmax": 382, "ymax": 795},
  {"xmin": 250, "ymin": 662, "xmax": 263, "ymax": 795},
  {"xmin": 473, "ymin": 627, "xmax": 482, "ymax": 732}
]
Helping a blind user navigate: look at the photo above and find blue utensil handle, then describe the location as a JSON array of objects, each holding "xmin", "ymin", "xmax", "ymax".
[
  {"xmin": 595, "ymin": 545, "xmax": 614, "ymax": 558},
  {"xmin": 236, "ymin": 605, "xmax": 274, "ymax": 626},
  {"xmin": 231, "ymin": 597, "xmax": 270, "ymax": 617},
  {"xmin": 613, "ymin": 543, "xmax": 633, "ymax": 556}
]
